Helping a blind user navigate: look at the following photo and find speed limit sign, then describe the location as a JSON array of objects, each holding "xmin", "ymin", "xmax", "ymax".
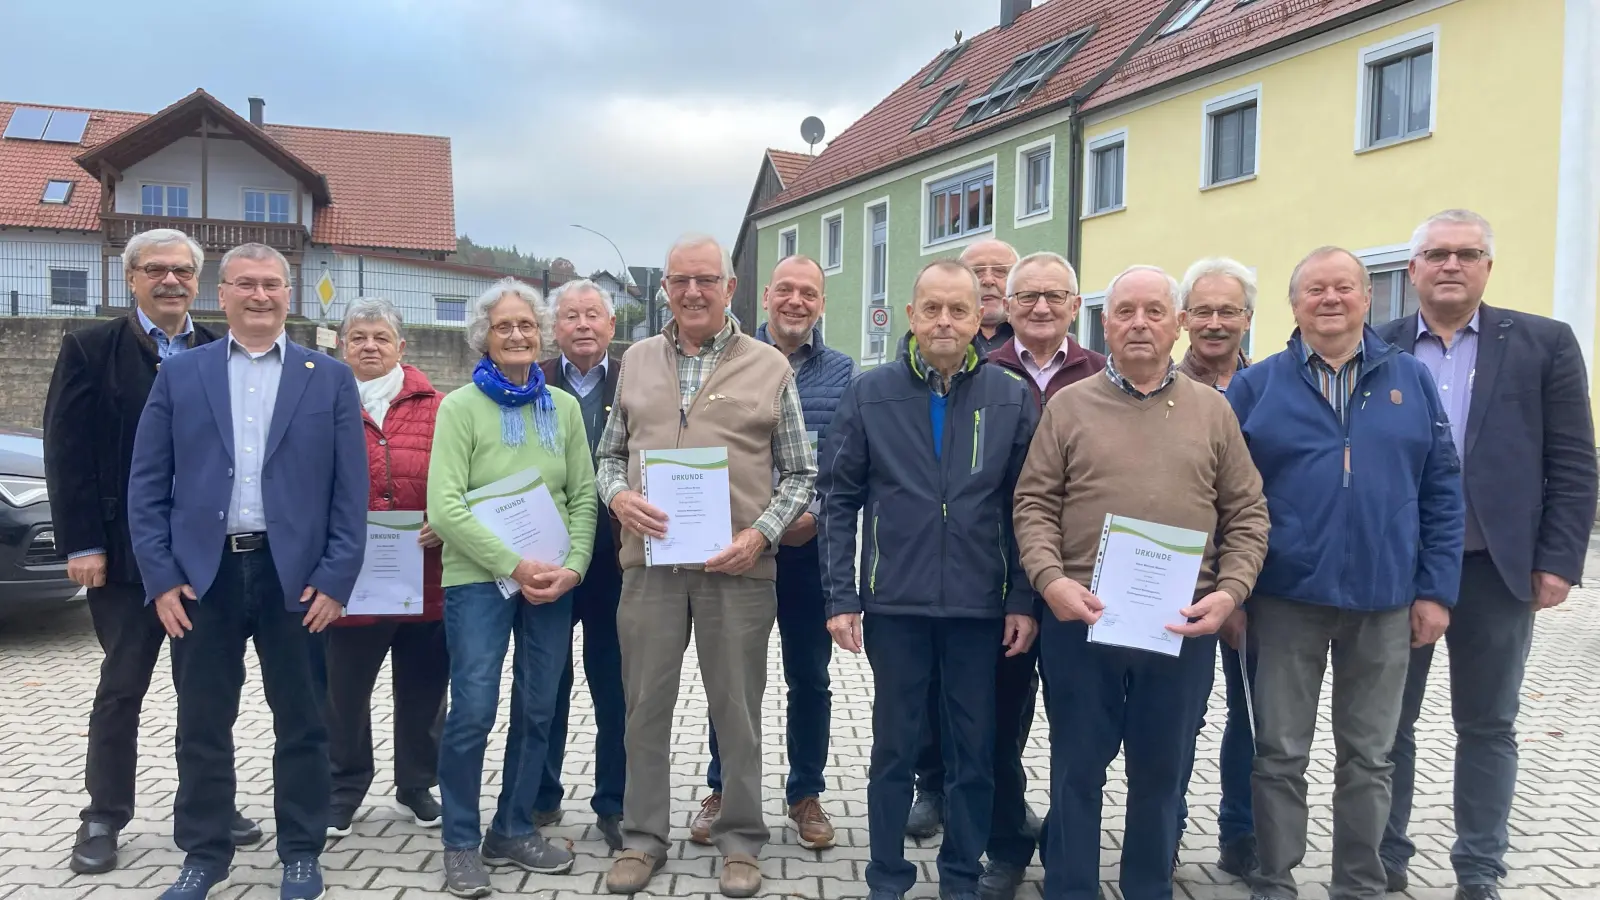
[{"xmin": 869, "ymin": 307, "xmax": 890, "ymax": 332}]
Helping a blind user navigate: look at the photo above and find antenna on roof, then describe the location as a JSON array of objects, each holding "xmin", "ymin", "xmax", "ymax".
[{"xmin": 800, "ymin": 116, "xmax": 826, "ymax": 155}]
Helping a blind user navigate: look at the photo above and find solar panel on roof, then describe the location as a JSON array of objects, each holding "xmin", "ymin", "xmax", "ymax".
[
  {"xmin": 42, "ymin": 110, "xmax": 89, "ymax": 144},
  {"xmin": 3, "ymin": 107, "xmax": 51, "ymax": 141}
]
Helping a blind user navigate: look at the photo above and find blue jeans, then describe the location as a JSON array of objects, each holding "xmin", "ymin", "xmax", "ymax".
[
  {"xmin": 438, "ymin": 583, "xmax": 571, "ymax": 850},
  {"xmin": 1178, "ymin": 640, "xmax": 1256, "ymax": 846},
  {"xmin": 707, "ymin": 543, "xmax": 832, "ymax": 805}
]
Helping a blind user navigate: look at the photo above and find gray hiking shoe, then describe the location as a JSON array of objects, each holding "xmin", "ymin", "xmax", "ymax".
[
  {"xmin": 481, "ymin": 830, "xmax": 574, "ymax": 875},
  {"xmin": 442, "ymin": 848, "xmax": 490, "ymax": 899}
]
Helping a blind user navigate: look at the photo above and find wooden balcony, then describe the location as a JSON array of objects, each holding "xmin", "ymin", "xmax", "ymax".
[{"xmin": 101, "ymin": 214, "xmax": 308, "ymax": 255}]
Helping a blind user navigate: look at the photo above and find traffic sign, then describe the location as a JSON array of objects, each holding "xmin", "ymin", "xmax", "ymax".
[{"xmin": 869, "ymin": 306, "xmax": 890, "ymax": 332}]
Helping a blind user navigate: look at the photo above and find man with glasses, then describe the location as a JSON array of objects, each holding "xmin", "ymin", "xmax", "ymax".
[
  {"xmin": 976, "ymin": 250, "xmax": 1104, "ymax": 900},
  {"xmin": 1376, "ymin": 210, "xmax": 1596, "ymax": 900},
  {"xmin": 1172, "ymin": 257, "xmax": 1259, "ymax": 880},
  {"xmin": 961, "ymin": 240, "xmax": 1020, "ymax": 358},
  {"xmin": 43, "ymin": 229, "xmax": 261, "ymax": 877},
  {"xmin": 599, "ymin": 234, "xmax": 816, "ymax": 897}
]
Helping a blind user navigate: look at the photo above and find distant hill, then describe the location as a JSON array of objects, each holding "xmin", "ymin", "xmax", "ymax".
[{"xmin": 452, "ymin": 236, "xmax": 560, "ymax": 275}]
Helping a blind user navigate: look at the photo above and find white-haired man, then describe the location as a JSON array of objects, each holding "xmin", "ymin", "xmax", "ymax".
[
  {"xmin": 598, "ymin": 235, "xmax": 817, "ymax": 897},
  {"xmin": 43, "ymin": 229, "xmax": 260, "ymax": 876},
  {"xmin": 1014, "ymin": 265, "xmax": 1269, "ymax": 900}
]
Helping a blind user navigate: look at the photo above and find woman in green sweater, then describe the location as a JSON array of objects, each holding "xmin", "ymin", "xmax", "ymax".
[{"xmin": 427, "ymin": 277, "xmax": 597, "ymax": 897}]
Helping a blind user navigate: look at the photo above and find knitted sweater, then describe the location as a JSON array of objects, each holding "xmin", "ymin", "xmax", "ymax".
[{"xmin": 1013, "ymin": 371, "xmax": 1271, "ymax": 606}]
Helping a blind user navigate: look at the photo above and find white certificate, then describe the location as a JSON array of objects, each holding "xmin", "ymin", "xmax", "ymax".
[
  {"xmin": 346, "ymin": 511, "xmax": 427, "ymax": 616},
  {"xmin": 464, "ymin": 468, "xmax": 571, "ymax": 598},
  {"xmin": 1087, "ymin": 514, "xmax": 1208, "ymax": 657},
  {"xmin": 642, "ymin": 446, "xmax": 733, "ymax": 567}
]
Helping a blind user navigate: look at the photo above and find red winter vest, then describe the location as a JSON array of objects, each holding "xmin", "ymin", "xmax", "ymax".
[{"xmin": 334, "ymin": 364, "xmax": 445, "ymax": 627}]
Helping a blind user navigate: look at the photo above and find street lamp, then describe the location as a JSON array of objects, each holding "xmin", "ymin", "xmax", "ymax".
[
  {"xmin": 569, "ymin": 223, "xmax": 659, "ymax": 335},
  {"xmin": 568, "ymin": 224, "xmax": 629, "ymax": 286}
]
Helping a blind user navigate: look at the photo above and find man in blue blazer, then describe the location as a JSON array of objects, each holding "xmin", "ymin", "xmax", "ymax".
[{"xmin": 129, "ymin": 243, "xmax": 368, "ymax": 900}]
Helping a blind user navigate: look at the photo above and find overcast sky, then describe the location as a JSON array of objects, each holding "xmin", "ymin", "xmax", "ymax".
[{"xmin": 3, "ymin": 0, "xmax": 1002, "ymax": 276}]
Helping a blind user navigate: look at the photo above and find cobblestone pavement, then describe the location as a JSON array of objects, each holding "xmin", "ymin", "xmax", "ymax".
[{"xmin": 3, "ymin": 547, "xmax": 1598, "ymax": 900}]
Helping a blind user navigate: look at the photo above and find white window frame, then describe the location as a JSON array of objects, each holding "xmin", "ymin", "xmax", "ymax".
[
  {"xmin": 433, "ymin": 295, "xmax": 469, "ymax": 324},
  {"xmin": 1014, "ymin": 135, "xmax": 1055, "ymax": 226},
  {"xmin": 242, "ymin": 187, "xmax": 293, "ymax": 224},
  {"xmin": 1354, "ymin": 25, "xmax": 1439, "ymax": 153},
  {"xmin": 1083, "ymin": 129, "xmax": 1128, "ymax": 216},
  {"xmin": 1200, "ymin": 84, "xmax": 1261, "ymax": 189},
  {"xmin": 861, "ymin": 196, "xmax": 892, "ymax": 367},
  {"xmin": 820, "ymin": 209, "xmax": 845, "ymax": 273},
  {"xmin": 49, "ymin": 267, "xmax": 89, "ymax": 307},
  {"xmin": 1078, "ymin": 291, "xmax": 1106, "ymax": 356},
  {"xmin": 41, "ymin": 179, "xmax": 73, "ymax": 204},
  {"xmin": 920, "ymin": 155, "xmax": 998, "ymax": 254},
  {"xmin": 1354, "ymin": 242, "xmax": 1417, "ymax": 326},
  {"xmin": 1159, "ymin": 0, "xmax": 1213, "ymax": 37},
  {"xmin": 140, "ymin": 182, "xmax": 191, "ymax": 217},
  {"xmin": 777, "ymin": 225, "xmax": 799, "ymax": 259}
]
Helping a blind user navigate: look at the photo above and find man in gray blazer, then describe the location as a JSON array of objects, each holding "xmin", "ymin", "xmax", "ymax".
[{"xmin": 1376, "ymin": 209, "xmax": 1598, "ymax": 900}]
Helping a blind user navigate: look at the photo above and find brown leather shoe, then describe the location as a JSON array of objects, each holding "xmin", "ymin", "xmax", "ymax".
[
  {"xmin": 787, "ymin": 795, "xmax": 835, "ymax": 850},
  {"xmin": 605, "ymin": 849, "xmax": 663, "ymax": 894},
  {"xmin": 689, "ymin": 792, "xmax": 721, "ymax": 846},
  {"xmin": 719, "ymin": 852, "xmax": 762, "ymax": 898}
]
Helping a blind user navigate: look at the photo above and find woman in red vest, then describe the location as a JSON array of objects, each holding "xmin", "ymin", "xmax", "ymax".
[{"xmin": 324, "ymin": 297, "xmax": 447, "ymax": 838}]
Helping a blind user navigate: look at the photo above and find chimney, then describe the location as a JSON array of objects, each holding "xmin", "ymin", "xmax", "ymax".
[
  {"xmin": 248, "ymin": 97, "xmax": 265, "ymax": 127},
  {"xmin": 1000, "ymin": 0, "xmax": 1032, "ymax": 28}
]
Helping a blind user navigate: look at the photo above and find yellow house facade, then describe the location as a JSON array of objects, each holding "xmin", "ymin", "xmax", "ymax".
[{"xmin": 1076, "ymin": 0, "xmax": 1599, "ymax": 410}]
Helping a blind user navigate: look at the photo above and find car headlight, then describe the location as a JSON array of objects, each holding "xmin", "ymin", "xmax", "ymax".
[{"xmin": 0, "ymin": 476, "xmax": 48, "ymax": 507}]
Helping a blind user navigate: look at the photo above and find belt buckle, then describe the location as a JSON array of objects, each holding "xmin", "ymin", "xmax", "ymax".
[{"xmin": 229, "ymin": 533, "xmax": 259, "ymax": 553}]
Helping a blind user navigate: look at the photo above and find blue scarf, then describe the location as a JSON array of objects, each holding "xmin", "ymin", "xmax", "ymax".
[{"xmin": 472, "ymin": 356, "xmax": 558, "ymax": 452}]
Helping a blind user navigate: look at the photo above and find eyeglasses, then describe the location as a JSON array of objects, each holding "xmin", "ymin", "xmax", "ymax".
[
  {"xmin": 491, "ymin": 321, "xmax": 540, "ymax": 337},
  {"xmin": 1186, "ymin": 306, "xmax": 1249, "ymax": 322},
  {"xmin": 1417, "ymin": 248, "xmax": 1490, "ymax": 267},
  {"xmin": 222, "ymin": 279, "xmax": 287, "ymax": 294},
  {"xmin": 665, "ymin": 274, "xmax": 724, "ymax": 292},
  {"xmin": 138, "ymin": 263, "xmax": 197, "ymax": 281},
  {"xmin": 1010, "ymin": 290, "xmax": 1076, "ymax": 308}
]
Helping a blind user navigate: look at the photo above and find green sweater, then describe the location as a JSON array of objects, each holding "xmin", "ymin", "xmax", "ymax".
[{"xmin": 427, "ymin": 384, "xmax": 597, "ymax": 588}]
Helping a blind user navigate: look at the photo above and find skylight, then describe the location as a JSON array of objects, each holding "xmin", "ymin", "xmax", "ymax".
[
  {"xmin": 921, "ymin": 41, "xmax": 970, "ymax": 88},
  {"xmin": 953, "ymin": 30, "xmax": 1090, "ymax": 129},
  {"xmin": 1159, "ymin": 0, "xmax": 1214, "ymax": 36},
  {"xmin": 913, "ymin": 81, "xmax": 966, "ymax": 131},
  {"xmin": 41, "ymin": 180, "xmax": 73, "ymax": 204}
]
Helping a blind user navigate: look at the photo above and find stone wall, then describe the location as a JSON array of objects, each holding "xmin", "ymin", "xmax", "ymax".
[{"xmin": 0, "ymin": 316, "xmax": 634, "ymax": 430}]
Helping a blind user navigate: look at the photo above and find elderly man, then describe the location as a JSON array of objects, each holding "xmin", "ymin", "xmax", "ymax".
[
  {"xmin": 1376, "ymin": 211, "xmax": 1596, "ymax": 900},
  {"xmin": 43, "ymin": 229, "xmax": 259, "ymax": 875},
  {"xmin": 598, "ymin": 234, "xmax": 816, "ymax": 897},
  {"xmin": 974, "ymin": 250, "xmax": 1104, "ymax": 899},
  {"xmin": 906, "ymin": 238, "xmax": 1023, "ymax": 841},
  {"xmin": 1172, "ymin": 257, "xmax": 1259, "ymax": 878},
  {"xmin": 1014, "ymin": 265, "xmax": 1270, "ymax": 900},
  {"xmin": 535, "ymin": 278, "xmax": 628, "ymax": 851},
  {"xmin": 820, "ymin": 258, "xmax": 1037, "ymax": 900},
  {"xmin": 1228, "ymin": 247, "xmax": 1464, "ymax": 900},
  {"xmin": 690, "ymin": 255, "xmax": 853, "ymax": 851},
  {"xmin": 128, "ymin": 243, "xmax": 367, "ymax": 899}
]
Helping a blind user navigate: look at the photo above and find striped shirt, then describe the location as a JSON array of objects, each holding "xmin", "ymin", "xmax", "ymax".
[{"xmin": 1304, "ymin": 345, "xmax": 1365, "ymax": 425}]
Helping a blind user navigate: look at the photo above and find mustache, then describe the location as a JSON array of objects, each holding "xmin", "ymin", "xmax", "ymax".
[
  {"xmin": 152, "ymin": 287, "xmax": 189, "ymax": 298},
  {"xmin": 1198, "ymin": 329, "xmax": 1232, "ymax": 341}
]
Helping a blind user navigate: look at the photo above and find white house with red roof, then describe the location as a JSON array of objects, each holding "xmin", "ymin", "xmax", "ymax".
[{"xmin": 0, "ymin": 89, "xmax": 504, "ymax": 327}]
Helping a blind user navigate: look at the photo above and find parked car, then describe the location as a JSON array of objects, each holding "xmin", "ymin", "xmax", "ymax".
[{"xmin": 0, "ymin": 425, "xmax": 79, "ymax": 614}]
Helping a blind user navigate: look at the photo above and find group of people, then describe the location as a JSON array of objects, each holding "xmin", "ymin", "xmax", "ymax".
[{"xmin": 39, "ymin": 206, "xmax": 1593, "ymax": 900}]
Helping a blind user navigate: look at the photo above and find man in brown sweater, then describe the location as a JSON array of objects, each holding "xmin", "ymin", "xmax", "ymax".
[{"xmin": 1013, "ymin": 264, "xmax": 1270, "ymax": 900}]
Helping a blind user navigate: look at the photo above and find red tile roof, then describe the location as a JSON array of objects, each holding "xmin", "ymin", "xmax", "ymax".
[
  {"xmin": 766, "ymin": 149, "xmax": 815, "ymax": 189},
  {"xmin": 1085, "ymin": 0, "xmax": 1392, "ymax": 111},
  {"xmin": 0, "ymin": 93, "xmax": 456, "ymax": 252},
  {"xmin": 758, "ymin": 0, "xmax": 1173, "ymax": 215}
]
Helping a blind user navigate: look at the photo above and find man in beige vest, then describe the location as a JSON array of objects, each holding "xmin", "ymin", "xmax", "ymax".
[{"xmin": 597, "ymin": 234, "xmax": 817, "ymax": 897}]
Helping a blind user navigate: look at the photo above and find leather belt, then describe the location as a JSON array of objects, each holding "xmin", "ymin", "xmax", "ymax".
[{"xmin": 227, "ymin": 532, "xmax": 268, "ymax": 553}]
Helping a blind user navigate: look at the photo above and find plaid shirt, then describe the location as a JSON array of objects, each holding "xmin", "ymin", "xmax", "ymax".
[
  {"xmin": 1104, "ymin": 354, "xmax": 1178, "ymax": 400},
  {"xmin": 1304, "ymin": 345, "xmax": 1365, "ymax": 425},
  {"xmin": 597, "ymin": 317, "xmax": 816, "ymax": 547}
]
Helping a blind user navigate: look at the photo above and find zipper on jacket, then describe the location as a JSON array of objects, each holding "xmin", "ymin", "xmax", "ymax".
[
  {"xmin": 997, "ymin": 520, "xmax": 1008, "ymax": 601},
  {"xmin": 971, "ymin": 409, "xmax": 981, "ymax": 470},
  {"xmin": 869, "ymin": 506, "xmax": 880, "ymax": 592}
]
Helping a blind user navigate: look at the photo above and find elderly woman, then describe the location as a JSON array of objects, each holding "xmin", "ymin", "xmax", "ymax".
[
  {"xmin": 428, "ymin": 277, "xmax": 597, "ymax": 897},
  {"xmin": 322, "ymin": 298, "xmax": 448, "ymax": 838}
]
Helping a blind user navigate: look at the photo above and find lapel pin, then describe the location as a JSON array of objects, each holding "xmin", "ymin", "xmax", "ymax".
[
  {"xmin": 305, "ymin": 361, "xmax": 315, "ymax": 369},
  {"xmin": 1391, "ymin": 389, "xmax": 1403, "ymax": 405}
]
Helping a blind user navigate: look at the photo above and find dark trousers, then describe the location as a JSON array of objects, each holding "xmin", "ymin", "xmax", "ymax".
[
  {"xmin": 1178, "ymin": 639, "xmax": 1257, "ymax": 846},
  {"xmin": 1382, "ymin": 553, "xmax": 1536, "ymax": 885},
  {"xmin": 708, "ymin": 543, "xmax": 832, "ymax": 806},
  {"xmin": 987, "ymin": 637, "xmax": 1043, "ymax": 867},
  {"xmin": 865, "ymin": 613, "xmax": 1001, "ymax": 894},
  {"xmin": 438, "ymin": 582, "xmax": 570, "ymax": 850},
  {"xmin": 82, "ymin": 581, "xmax": 169, "ymax": 829},
  {"xmin": 325, "ymin": 619, "xmax": 448, "ymax": 811},
  {"xmin": 918, "ymin": 628, "xmax": 1041, "ymax": 802},
  {"xmin": 1041, "ymin": 617, "xmax": 1215, "ymax": 900},
  {"xmin": 539, "ymin": 550, "xmax": 627, "ymax": 818},
  {"xmin": 170, "ymin": 545, "xmax": 328, "ymax": 869}
]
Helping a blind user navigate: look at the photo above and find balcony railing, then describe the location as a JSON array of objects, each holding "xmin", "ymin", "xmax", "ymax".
[{"xmin": 101, "ymin": 213, "xmax": 309, "ymax": 255}]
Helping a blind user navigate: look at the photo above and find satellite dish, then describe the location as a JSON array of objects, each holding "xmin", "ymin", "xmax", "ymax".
[{"xmin": 800, "ymin": 116, "xmax": 826, "ymax": 155}]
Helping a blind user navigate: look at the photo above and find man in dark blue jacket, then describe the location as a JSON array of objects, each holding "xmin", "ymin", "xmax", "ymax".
[
  {"xmin": 691, "ymin": 255, "xmax": 855, "ymax": 851},
  {"xmin": 1227, "ymin": 246, "xmax": 1464, "ymax": 900},
  {"xmin": 819, "ymin": 258, "xmax": 1038, "ymax": 900}
]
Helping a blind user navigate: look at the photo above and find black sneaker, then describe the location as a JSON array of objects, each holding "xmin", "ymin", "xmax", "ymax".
[
  {"xmin": 442, "ymin": 848, "xmax": 491, "ymax": 899},
  {"xmin": 69, "ymin": 821, "xmax": 118, "ymax": 875},
  {"xmin": 978, "ymin": 859, "xmax": 1027, "ymax": 900},
  {"xmin": 596, "ymin": 813, "xmax": 624, "ymax": 852},
  {"xmin": 1218, "ymin": 834, "xmax": 1258, "ymax": 879},
  {"xmin": 325, "ymin": 805, "xmax": 355, "ymax": 839},
  {"xmin": 396, "ymin": 788, "xmax": 441, "ymax": 828},
  {"xmin": 230, "ymin": 811, "xmax": 263, "ymax": 846},
  {"xmin": 1385, "ymin": 865, "xmax": 1409, "ymax": 893},
  {"xmin": 1456, "ymin": 885, "xmax": 1502, "ymax": 900},
  {"xmin": 481, "ymin": 830, "xmax": 574, "ymax": 874},
  {"xmin": 905, "ymin": 791, "xmax": 944, "ymax": 839}
]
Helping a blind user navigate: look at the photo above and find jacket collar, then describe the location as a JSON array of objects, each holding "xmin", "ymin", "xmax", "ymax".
[
  {"xmin": 986, "ymin": 334, "xmax": 1092, "ymax": 373},
  {"xmin": 755, "ymin": 321, "xmax": 826, "ymax": 360},
  {"xmin": 1178, "ymin": 346, "xmax": 1250, "ymax": 386},
  {"xmin": 900, "ymin": 331, "xmax": 979, "ymax": 384},
  {"xmin": 1285, "ymin": 325, "xmax": 1398, "ymax": 370}
]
